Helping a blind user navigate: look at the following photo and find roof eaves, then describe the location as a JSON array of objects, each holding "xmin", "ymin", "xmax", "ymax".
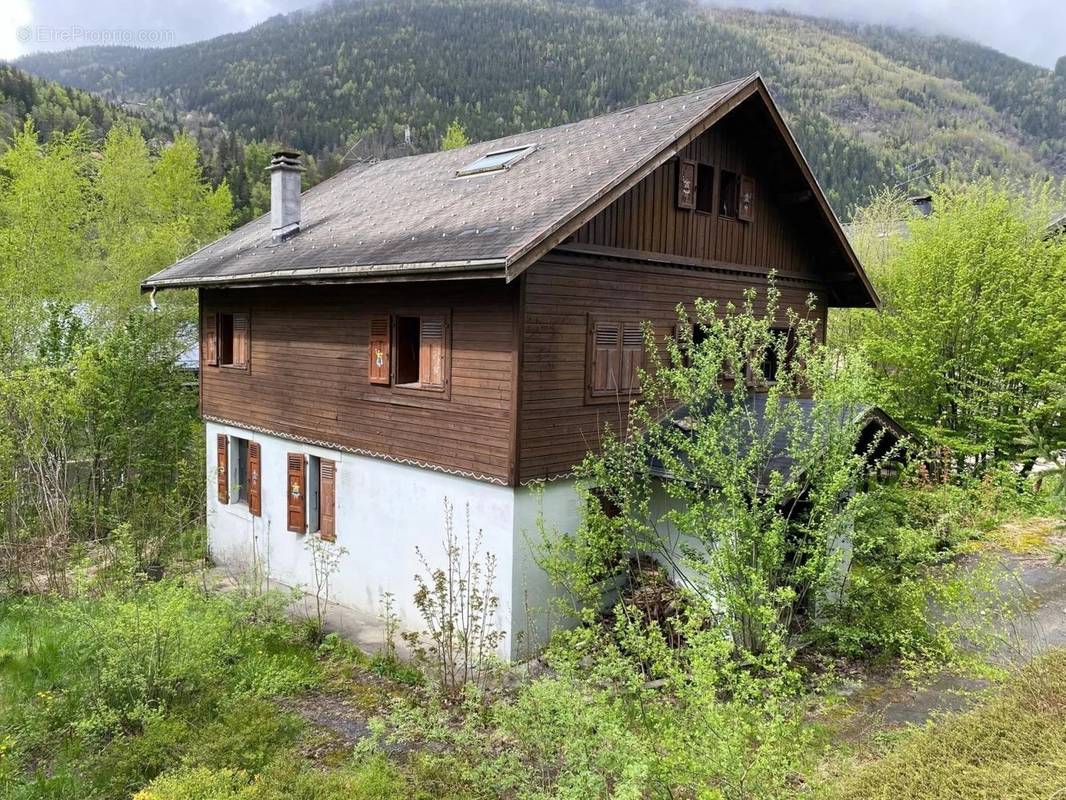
[{"xmin": 141, "ymin": 257, "xmax": 507, "ymax": 291}]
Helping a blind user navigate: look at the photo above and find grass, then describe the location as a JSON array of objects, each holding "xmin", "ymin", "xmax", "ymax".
[{"xmin": 819, "ymin": 649, "xmax": 1066, "ymax": 799}]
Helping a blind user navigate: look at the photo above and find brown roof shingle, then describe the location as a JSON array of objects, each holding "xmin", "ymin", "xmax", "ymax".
[{"xmin": 143, "ymin": 77, "xmax": 752, "ymax": 289}]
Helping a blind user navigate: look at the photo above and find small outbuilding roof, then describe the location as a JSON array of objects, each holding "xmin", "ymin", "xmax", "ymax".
[
  {"xmin": 648, "ymin": 394, "xmax": 910, "ymax": 488},
  {"xmin": 142, "ymin": 74, "xmax": 877, "ymax": 306}
]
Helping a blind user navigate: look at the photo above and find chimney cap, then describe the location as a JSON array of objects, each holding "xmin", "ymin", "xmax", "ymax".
[{"xmin": 267, "ymin": 150, "xmax": 305, "ymax": 172}]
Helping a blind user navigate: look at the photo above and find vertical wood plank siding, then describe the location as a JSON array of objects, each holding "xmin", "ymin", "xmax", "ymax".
[
  {"xmin": 572, "ymin": 118, "xmax": 821, "ymax": 274},
  {"xmin": 517, "ymin": 253, "xmax": 828, "ymax": 482},
  {"xmin": 201, "ymin": 281, "xmax": 517, "ymax": 483}
]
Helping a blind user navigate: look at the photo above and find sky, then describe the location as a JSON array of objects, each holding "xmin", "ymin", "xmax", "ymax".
[{"xmin": 1, "ymin": 0, "xmax": 1063, "ymax": 69}]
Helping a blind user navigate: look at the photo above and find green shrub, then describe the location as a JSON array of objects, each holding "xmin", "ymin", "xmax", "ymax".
[
  {"xmin": 135, "ymin": 755, "xmax": 410, "ymax": 800},
  {"xmin": 814, "ymin": 478, "xmax": 1022, "ymax": 665},
  {"xmin": 181, "ymin": 699, "xmax": 303, "ymax": 774},
  {"xmin": 0, "ymin": 584, "xmax": 323, "ymax": 798}
]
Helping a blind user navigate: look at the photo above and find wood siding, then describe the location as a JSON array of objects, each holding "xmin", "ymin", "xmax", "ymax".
[
  {"xmin": 571, "ymin": 116, "xmax": 820, "ymax": 276},
  {"xmin": 517, "ymin": 253, "xmax": 828, "ymax": 482},
  {"xmin": 201, "ymin": 281, "xmax": 517, "ymax": 484}
]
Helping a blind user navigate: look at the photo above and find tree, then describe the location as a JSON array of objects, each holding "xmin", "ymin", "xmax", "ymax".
[
  {"xmin": 852, "ymin": 178, "xmax": 1066, "ymax": 468},
  {"xmin": 541, "ymin": 284, "xmax": 881, "ymax": 655},
  {"xmin": 441, "ymin": 119, "xmax": 471, "ymax": 151}
]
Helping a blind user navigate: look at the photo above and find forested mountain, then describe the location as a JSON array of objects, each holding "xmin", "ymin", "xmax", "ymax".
[
  {"xmin": 0, "ymin": 63, "xmax": 161, "ymax": 143},
  {"xmin": 16, "ymin": 0, "xmax": 1066, "ymax": 215}
]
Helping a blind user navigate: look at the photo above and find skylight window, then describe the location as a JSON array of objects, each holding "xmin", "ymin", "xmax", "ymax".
[{"xmin": 456, "ymin": 144, "xmax": 537, "ymax": 177}]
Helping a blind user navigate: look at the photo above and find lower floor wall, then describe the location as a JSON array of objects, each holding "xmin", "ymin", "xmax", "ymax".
[{"xmin": 206, "ymin": 422, "xmax": 583, "ymax": 661}]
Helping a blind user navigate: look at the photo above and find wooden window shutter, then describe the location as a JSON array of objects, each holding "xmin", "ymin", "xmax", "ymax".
[
  {"xmin": 676, "ymin": 159, "xmax": 697, "ymax": 210},
  {"xmin": 216, "ymin": 434, "xmax": 229, "ymax": 504},
  {"xmin": 287, "ymin": 453, "xmax": 306, "ymax": 533},
  {"xmin": 319, "ymin": 459, "xmax": 336, "ymax": 541},
  {"xmin": 418, "ymin": 316, "xmax": 447, "ymax": 388},
  {"xmin": 590, "ymin": 321, "xmax": 621, "ymax": 395},
  {"xmin": 232, "ymin": 313, "xmax": 250, "ymax": 368},
  {"xmin": 204, "ymin": 313, "xmax": 218, "ymax": 366},
  {"xmin": 368, "ymin": 317, "xmax": 391, "ymax": 385},
  {"xmin": 620, "ymin": 322, "xmax": 644, "ymax": 391},
  {"xmin": 738, "ymin": 176, "xmax": 755, "ymax": 222},
  {"xmin": 247, "ymin": 441, "xmax": 261, "ymax": 516}
]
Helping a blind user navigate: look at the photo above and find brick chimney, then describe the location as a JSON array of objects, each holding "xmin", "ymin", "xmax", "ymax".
[{"xmin": 268, "ymin": 150, "xmax": 304, "ymax": 241}]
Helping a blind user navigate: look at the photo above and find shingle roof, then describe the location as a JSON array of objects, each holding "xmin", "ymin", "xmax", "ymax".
[
  {"xmin": 142, "ymin": 77, "xmax": 753, "ymax": 290},
  {"xmin": 648, "ymin": 395, "xmax": 910, "ymax": 489}
]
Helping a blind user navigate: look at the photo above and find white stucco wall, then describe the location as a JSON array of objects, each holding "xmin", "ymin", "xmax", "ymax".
[
  {"xmin": 206, "ymin": 422, "xmax": 517, "ymax": 658},
  {"xmin": 511, "ymin": 479, "xmax": 584, "ymax": 656}
]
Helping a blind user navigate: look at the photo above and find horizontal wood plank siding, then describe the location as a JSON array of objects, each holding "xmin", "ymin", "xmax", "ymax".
[
  {"xmin": 517, "ymin": 253, "xmax": 828, "ymax": 482},
  {"xmin": 202, "ymin": 282, "xmax": 516, "ymax": 483}
]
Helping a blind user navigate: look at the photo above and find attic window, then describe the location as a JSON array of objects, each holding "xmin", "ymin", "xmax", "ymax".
[{"xmin": 456, "ymin": 145, "xmax": 536, "ymax": 177}]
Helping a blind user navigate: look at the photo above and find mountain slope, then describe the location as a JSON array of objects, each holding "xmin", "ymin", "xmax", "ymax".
[
  {"xmin": 0, "ymin": 63, "xmax": 163, "ymax": 144},
  {"xmin": 17, "ymin": 0, "xmax": 1065, "ymax": 214}
]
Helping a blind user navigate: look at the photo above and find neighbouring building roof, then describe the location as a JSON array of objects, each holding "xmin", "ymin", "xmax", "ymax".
[
  {"xmin": 142, "ymin": 74, "xmax": 876, "ymax": 306},
  {"xmin": 648, "ymin": 394, "xmax": 910, "ymax": 487}
]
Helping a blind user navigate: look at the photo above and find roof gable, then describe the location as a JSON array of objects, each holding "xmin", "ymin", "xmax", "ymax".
[{"xmin": 142, "ymin": 75, "xmax": 876, "ymax": 307}]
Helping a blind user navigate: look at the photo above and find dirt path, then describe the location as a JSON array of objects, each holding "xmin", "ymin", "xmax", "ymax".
[{"xmin": 828, "ymin": 522, "xmax": 1066, "ymax": 740}]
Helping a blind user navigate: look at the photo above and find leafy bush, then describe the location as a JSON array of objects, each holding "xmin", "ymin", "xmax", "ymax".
[
  {"xmin": 846, "ymin": 178, "xmax": 1066, "ymax": 469},
  {"xmin": 540, "ymin": 283, "xmax": 884, "ymax": 656},
  {"xmin": 0, "ymin": 584, "xmax": 321, "ymax": 798},
  {"xmin": 135, "ymin": 756, "xmax": 409, "ymax": 800}
]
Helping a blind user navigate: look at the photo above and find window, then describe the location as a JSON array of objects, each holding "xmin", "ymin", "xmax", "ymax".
[
  {"xmin": 369, "ymin": 312, "xmax": 449, "ymax": 392},
  {"xmin": 589, "ymin": 486, "xmax": 621, "ymax": 519},
  {"xmin": 234, "ymin": 437, "xmax": 249, "ymax": 505},
  {"xmin": 456, "ymin": 144, "xmax": 536, "ymax": 177},
  {"xmin": 285, "ymin": 453, "xmax": 337, "ymax": 538},
  {"xmin": 218, "ymin": 435, "xmax": 258, "ymax": 511},
  {"xmin": 306, "ymin": 455, "xmax": 321, "ymax": 533},
  {"xmin": 588, "ymin": 317, "xmax": 644, "ymax": 400},
  {"xmin": 205, "ymin": 311, "xmax": 249, "ymax": 368},
  {"xmin": 755, "ymin": 328, "xmax": 797, "ymax": 386},
  {"xmin": 719, "ymin": 170, "xmax": 739, "ymax": 218},
  {"xmin": 695, "ymin": 163, "xmax": 714, "ymax": 213},
  {"xmin": 673, "ymin": 321, "xmax": 711, "ymax": 368}
]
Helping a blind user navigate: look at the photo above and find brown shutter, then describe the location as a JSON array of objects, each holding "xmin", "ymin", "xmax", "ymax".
[
  {"xmin": 232, "ymin": 313, "xmax": 250, "ymax": 368},
  {"xmin": 216, "ymin": 434, "xmax": 229, "ymax": 504},
  {"xmin": 738, "ymin": 176, "xmax": 755, "ymax": 222},
  {"xmin": 248, "ymin": 441, "xmax": 261, "ymax": 516},
  {"xmin": 368, "ymin": 317, "xmax": 391, "ymax": 385},
  {"xmin": 620, "ymin": 322, "xmax": 644, "ymax": 392},
  {"xmin": 287, "ymin": 453, "xmax": 306, "ymax": 533},
  {"xmin": 418, "ymin": 316, "xmax": 446, "ymax": 388},
  {"xmin": 590, "ymin": 321, "xmax": 621, "ymax": 395},
  {"xmin": 319, "ymin": 459, "xmax": 336, "ymax": 541},
  {"xmin": 676, "ymin": 159, "xmax": 697, "ymax": 210},
  {"xmin": 204, "ymin": 313, "xmax": 218, "ymax": 366}
]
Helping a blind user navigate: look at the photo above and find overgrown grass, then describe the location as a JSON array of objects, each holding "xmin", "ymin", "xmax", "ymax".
[
  {"xmin": 0, "ymin": 582, "xmax": 323, "ymax": 799},
  {"xmin": 820, "ymin": 649, "xmax": 1066, "ymax": 799}
]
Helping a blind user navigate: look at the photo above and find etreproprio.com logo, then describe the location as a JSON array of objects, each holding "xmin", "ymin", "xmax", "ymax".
[{"xmin": 17, "ymin": 25, "xmax": 176, "ymax": 46}]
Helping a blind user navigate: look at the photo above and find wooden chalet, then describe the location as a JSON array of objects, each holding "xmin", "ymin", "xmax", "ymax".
[{"xmin": 143, "ymin": 74, "xmax": 878, "ymax": 656}]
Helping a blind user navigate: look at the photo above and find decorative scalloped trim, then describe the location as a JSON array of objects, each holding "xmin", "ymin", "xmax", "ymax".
[
  {"xmin": 519, "ymin": 472, "xmax": 575, "ymax": 487},
  {"xmin": 203, "ymin": 416, "xmax": 507, "ymax": 486}
]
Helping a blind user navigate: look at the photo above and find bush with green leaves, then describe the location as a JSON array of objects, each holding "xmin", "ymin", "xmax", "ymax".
[
  {"xmin": 0, "ymin": 583, "xmax": 321, "ymax": 798},
  {"xmin": 540, "ymin": 283, "xmax": 884, "ymax": 656},
  {"xmin": 365, "ymin": 617, "xmax": 818, "ymax": 800},
  {"xmin": 841, "ymin": 178, "xmax": 1066, "ymax": 470}
]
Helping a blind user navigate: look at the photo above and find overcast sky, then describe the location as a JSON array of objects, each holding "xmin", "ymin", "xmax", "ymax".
[{"xmin": 2, "ymin": 0, "xmax": 1063, "ymax": 69}]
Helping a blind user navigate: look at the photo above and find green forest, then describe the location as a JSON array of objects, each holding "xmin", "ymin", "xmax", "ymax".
[{"xmin": 13, "ymin": 0, "xmax": 1066, "ymax": 216}]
